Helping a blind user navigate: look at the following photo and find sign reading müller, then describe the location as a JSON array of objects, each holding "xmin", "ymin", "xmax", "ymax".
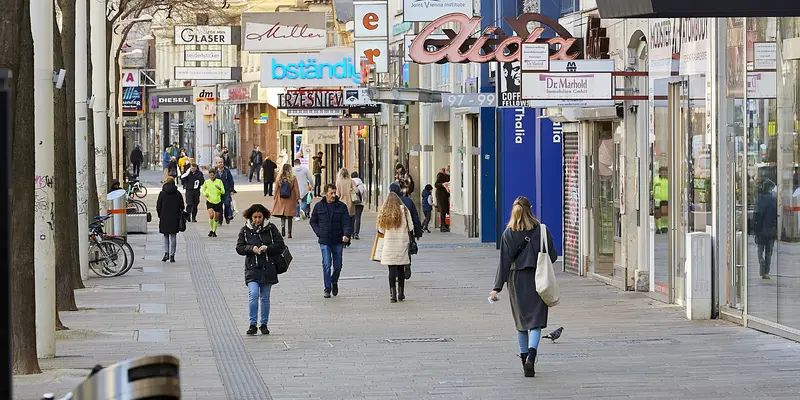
[
  {"xmin": 241, "ymin": 12, "xmax": 327, "ymax": 52},
  {"xmin": 521, "ymin": 60, "xmax": 614, "ymax": 104}
]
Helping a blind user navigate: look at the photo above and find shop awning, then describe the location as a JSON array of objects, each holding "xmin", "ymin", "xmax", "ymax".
[
  {"xmin": 367, "ymin": 88, "xmax": 443, "ymax": 105},
  {"xmin": 596, "ymin": 0, "xmax": 800, "ymax": 18}
]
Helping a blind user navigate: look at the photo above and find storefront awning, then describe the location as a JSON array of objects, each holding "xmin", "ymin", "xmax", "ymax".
[
  {"xmin": 596, "ymin": 0, "xmax": 800, "ymax": 18},
  {"xmin": 367, "ymin": 88, "xmax": 443, "ymax": 105}
]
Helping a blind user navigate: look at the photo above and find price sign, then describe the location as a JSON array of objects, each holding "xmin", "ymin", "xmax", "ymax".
[{"xmin": 442, "ymin": 93, "xmax": 498, "ymax": 107}]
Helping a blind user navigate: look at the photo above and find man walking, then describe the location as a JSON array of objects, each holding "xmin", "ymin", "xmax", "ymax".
[
  {"xmin": 215, "ymin": 157, "xmax": 236, "ymax": 224},
  {"xmin": 292, "ymin": 158, "xmax": 314, "ymax": 219},
  {"xmin": 249, "ymin": 145, "xmax": 264, "ymax": 183},
  {"xmin": 312, "ymin": 152, "xmax": 325, "ymax": 197},
  {"xmin": 130, "ymin": 145, "xmax": 143, "ymax": 176},
  {"xmin": 182, "ymin": 163, "xmax": 204, "ymax": 222},
  {"xmin": 262, "ymin": 154, "xmax": 278, "ymax": 196},
  {"xmin": 310, "ymin": 184, "xmax": 351, "ymax": 298}
]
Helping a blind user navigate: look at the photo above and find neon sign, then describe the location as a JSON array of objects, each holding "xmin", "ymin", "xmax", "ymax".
[
  {"xmin": 408, "ymin": 13, "xmax": 582, "ymax": 64},
  {"xmin": 261, "ymin": 51, "xmax": 361, "ymax": 87}
]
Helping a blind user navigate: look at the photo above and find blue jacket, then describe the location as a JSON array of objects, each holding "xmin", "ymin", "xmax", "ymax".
[
  {"xmin": 215, "ymin": 167, "xmax": 235, "ymax": 195},
  {"xmin": 421, "ymin": 189, "xmax": 433, "ymax": 213},
  {"xmin": 399, "ymin": 195, "xmax": 423, "ymax": 238},
  {"xmin": 310, "ymin": 198, "xmax": 352, "ymax": 245},
  {"xmin": 162, "ymin": 151, "xmax": 170, "ymax": 168}
]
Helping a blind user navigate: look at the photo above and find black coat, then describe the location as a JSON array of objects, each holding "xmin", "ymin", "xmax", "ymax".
[
  {"xmin": 310, "ymin": 198, "xmax": 352, "ymax": 245},
  {"xmin": 250, "ymin": 149, "xmax": 264, "ymax": 165},
  {"xmin": 434, "ymin": 173, "xmax": 450, "ymax": 206},
  {"xmin": 754, "ymin": 193, "xmax": 778, "ymax": 238},
  {"xmin": 183, "ymin": 169, "xmax": 204, "ymax": 191},
  {"xmin": 156, "ymin": 182, "xmax": 185, "ymax": 234},
  {"xmin": 236, "ymin": 221, "xmax": 285, "ymax": 285},
  {"xmin": 130, "ymin": 148, "xmax": 143, "ymax": 164},
  {"xmin": 262, "ymin": 159, "xmax": 278, "ymax": 183}
]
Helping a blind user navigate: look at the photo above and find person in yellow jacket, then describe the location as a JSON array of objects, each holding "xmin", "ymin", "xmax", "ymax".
[
  {"xmin": 177, "ymin": 151, "xmax": 188, "ymax": 184},
  {"xmin": 202, "ymin": 169, "xmax": 226, "ymax": 237},
  {"xmin": 653, "ymin": 166, "xmax": 669, "ymax": 233}
]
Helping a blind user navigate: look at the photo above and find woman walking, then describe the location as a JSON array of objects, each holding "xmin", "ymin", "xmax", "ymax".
[
  {"xmin": 236, "ymin": 204, "xmax": 285, "ymax": 335},
  {"xmin": 272, "ymin": 163, "xmax": 300, "ymax": 238},
  {"xmin": 350, "ymin": 171, "xmax": 366, "ymax": 240},
  {"xmin": 376, "ymin": 193, "xmax": 414, "ymax": 303},
  {"xmin": 489, "ymin": 196, "xmax": 557, "ymax": 378},
  {"xmin": 335, "ymin": 168, "xmax": 356, "ymax": 227},
  {"xmin": 156, "ymin": 177, "xmax": 185, "ymax": 263}
]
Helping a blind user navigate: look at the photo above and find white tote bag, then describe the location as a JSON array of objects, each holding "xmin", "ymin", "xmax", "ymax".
[{"xmin": 535, "ymin": 224, "xmax": 561, "ymax": 307}]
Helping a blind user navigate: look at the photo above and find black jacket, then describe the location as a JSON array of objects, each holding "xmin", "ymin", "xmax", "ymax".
[
  {"xmin": 754, "ymin": 193, "xmax": 778, "ymax": 238},
  {"xmin": 434, "ymin": 173, "xmax": 451, "ymax": 206},
  {"xmin": 215, "ymin": 167, "xmax": 235, "ymax": 194},
  {"xmin": 310, "ymin": 198, "xmax": 352, "ymax": 245},
  {"xmin": 168, "ymin": 160, "xmax": 178, "ymax": 177},
  {"xmin": 250, "ymin": 150, "xmax": 263, "ymax": 165},
  {"xmin": 130, "ymin": 148, "xmax": 143, "ymax": 164},
  {"xmin": 262, "ymin": 159, "xmax": 278, "ymax": 183},
  {"xmin": 156, "ymin": 182, "xmax": 185, "ymax": 234},
  {"xmin": 183, "ymin": 169, "xmax": 204, "ymax": 191},
  {"xmin": 236, "ymin": 221, "xmax": 285, "ymax": 285}
]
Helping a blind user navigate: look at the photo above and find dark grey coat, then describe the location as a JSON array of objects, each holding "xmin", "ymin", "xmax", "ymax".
[
  {"xmin": 236, "ymin": 221, "xmax": 285, "ymax": 285},
  {"xmin": 493, "ymin": 225, "xmax": 557, "ymax": 331}
]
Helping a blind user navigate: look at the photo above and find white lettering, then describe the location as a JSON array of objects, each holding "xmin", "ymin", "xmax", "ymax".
[{"xmin": 514, "ymin": 108, "xmax": 525, "ymax": 144}]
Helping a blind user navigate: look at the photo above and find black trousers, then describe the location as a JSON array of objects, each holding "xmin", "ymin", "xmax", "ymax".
[
  {"xmin": 314, "ymin": 173, "xmax": 322, "ymax": 197},
  {"xmin": 185, "ymin": 189, "xmax": 201, "ymax": 221},
  {"xmin": 388, "ymin": 265, "xmax": 405, "ymax": 288},
  {"xmin": 422, "ymin": 210, "xmax": 431, "ymax": 231},
  {"xmin": 249, "ymin": 163, "xmax": 262, "ymax": 182},
  {"xmin": 439, "ymin": 204, "xmax": 450, "ymax": 227},
  {"xmin": 132, "ymin": 162, "xmax": 141, "ymax": 176},
  {"xmin": 264, "ymin": 180, "xmax": 274, "ymax": 196}
]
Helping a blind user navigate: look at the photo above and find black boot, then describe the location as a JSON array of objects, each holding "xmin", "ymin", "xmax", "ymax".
[
  {"xmin": 524, "ymin": 348, "xmax": 536, "ymax": 377},
  {"xmin": 520, "ymin": 353, "xmax": 529, "ymax": 375},
  {"xmin": 161, "ymin": 253, "xmax": 169, "ymax": 262},
  {"xmin": 246, "ymin": 325, "xmax": 257, "ymax": 335},
  {"xmin": 390, "ymin": 285, "xmax": 397, "ymax": 303},
  {"xmin": 169, "ymin": 255, "xmax": 175, "ymax": 263},
  {"xmin": 398, "ymin": 285, "xmax": 405, "ymax": 301}
]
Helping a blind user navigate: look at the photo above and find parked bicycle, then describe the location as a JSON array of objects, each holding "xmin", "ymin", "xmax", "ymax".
[
  {"xmin": 126, "ymin": 174, "xmax": 147, "ymax": 198},
  {"xmin": 88, "ymin": 215, "xmax": 133, "ymax": 277}
]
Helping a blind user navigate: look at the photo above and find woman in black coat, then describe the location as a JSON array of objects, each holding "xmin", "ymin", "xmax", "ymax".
[
  {"xmin": 236, "ymin": 204, "xmax": 285, "ymax": 335},
  {"xmin": 489, "ymin": 196, "xmax": 557, "ymax": 378},
  {"xmin": 434, "ymin": 172, "xmax": 451, "ymax": 232},
  {"xmin": 156, "ymin": 177, "xmax": 185, "ymax": 263}
]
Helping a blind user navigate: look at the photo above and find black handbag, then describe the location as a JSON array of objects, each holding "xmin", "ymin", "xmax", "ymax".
[
  {"xmin": 268, "ymin": 224, "xmax": 292, "ymax": 274},
  {"xmin": 404, "ymin": 264, "xmax": 412, "ymax": 279},
  {"xmin": 406, "ymin": 215, "xmax": 419, "ymax": 256},
  {"xmin": 178, "ymin": 211, "xmax": 188, "ymax": 232}
]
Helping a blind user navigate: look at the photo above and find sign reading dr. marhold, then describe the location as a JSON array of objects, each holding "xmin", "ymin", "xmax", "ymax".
[
  {"xmin": 521, "ymin": 72, "xmax": 612, "ymax": 101},
  {"xmin": 278, "ymin": 90, "xmax": 344, "ymax": 109},
  {"xmin": 174, "ymin": 26, "xmax": 238, "ymax": 45}
]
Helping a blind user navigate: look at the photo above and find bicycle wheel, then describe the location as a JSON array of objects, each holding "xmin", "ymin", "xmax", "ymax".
[
  {"xmin": 129, "ymin": 199, "xmax": 148, "ymax": 213},
  {"xmin": 108, "ymin": 237, "xmax": 135, "ymax": 276},
  {"xmin": 134, "ymin": 184, "xmax": 148, "ymax": 198},
  {"xmin": 88, "ymin": 241, "xmax": 127, "ymax": 277}
]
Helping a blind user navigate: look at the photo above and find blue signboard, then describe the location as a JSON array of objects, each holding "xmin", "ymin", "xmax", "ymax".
[
  {"xmin": 499, "ymin": 107, "xmax": 537, "ymax": 228},
  {"xmin": 536, "ymin": 117, "xmax": 564, "ymax": 256}
]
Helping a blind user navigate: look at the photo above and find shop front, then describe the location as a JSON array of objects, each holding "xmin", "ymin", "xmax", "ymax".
[
  {"xmin": 147, "ymin": 88, "xmax": 195, "ymax": 168},
  {"xmin": 218, "ymin": 82, "xmax": 276, "ymax": 173}
]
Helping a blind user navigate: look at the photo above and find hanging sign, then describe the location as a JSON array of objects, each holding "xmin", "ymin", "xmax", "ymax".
[
  {"xmin": 121, "ymin": 87, "xmax": 143, "ymax": 113},
  {"xmin": 121, "ymin": 69, "xmax": 139, "ymax": 87},
  {"xmin": 354, "ymin": 0, "xmax": 389, "ymax": 73},
  {"xmin": 747, "ymin": 71, "xmax": 777, "ymax": 98},
  {"xmin": 185, "ymin": 50, "xmax": 223, "ymax": 62},
  {"xmin": 408, "ymin": 13, "xmax": 582, "ymax": 64},
  {"xmin": 241, "ymin": 12, "xmax": 327, "ymax": 52},
  {"xmin": 520, "ymin": 44, "xmax": 549, "ymax": 71},
  {"xmin": 278, "ymin": 90, "xmax": 344, "ymax": 109},
  {"xmin": 174, "ymin": 26, "xmax": 237, "ymax": 45},
  {"xmin": 753, "ymin": 42, "xmax": 777, "ymax": 70}
]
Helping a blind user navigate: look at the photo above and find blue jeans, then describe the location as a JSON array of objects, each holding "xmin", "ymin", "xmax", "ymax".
[
  {"xmin": 247, "ymin": 282, "xmax": 272, "ymax": 326},
  {"xmin": 320, "ymin": 243, "xmax": 343, "ymax": 291},
  {"xmin": 295, "ymin": 196, "xmax": 310, "ymax": 217},
  {"xmin": 218, "ymin": 193, "xmax": 233, "ymax": 222},
  {"xmin": 516, "ymin": 329, "xmax": 542, "ymax": 353}
]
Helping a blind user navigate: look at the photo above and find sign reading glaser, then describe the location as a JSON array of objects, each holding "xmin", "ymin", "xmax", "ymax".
[
  {"xmin": 174, "ymin": 26, "xmax": 235, "ymax": 45},
  {"xmin": 260, "ymin": 50, "xmax": 360, "ymax": 87}
]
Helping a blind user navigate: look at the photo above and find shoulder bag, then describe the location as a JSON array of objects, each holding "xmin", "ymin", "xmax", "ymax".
[
  {"xmin": 268, "ymin": 223, "xmax": 293, "ymax": 274},
  {"xmin": 535, "ymin": 224, "xmax": 560, "ymax": 307},
  {"xmin": 404, "ymin": 213, "xmax": 417, "ymax": 279}
]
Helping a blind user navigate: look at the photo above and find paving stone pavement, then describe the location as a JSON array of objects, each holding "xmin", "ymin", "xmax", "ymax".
[{"xmin": 13, "ymin": 173, "xmax": 800, "ymax": 399}]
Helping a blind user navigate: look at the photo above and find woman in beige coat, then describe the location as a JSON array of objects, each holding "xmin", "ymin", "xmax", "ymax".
[
  {"xmin": 336, "ymin": 168, "xmax": 356, "ymax": 219},
  {"xmin": 376, "ymin": 193, "xmax": 414, "ymax": 303},
  {"xmin": 272, "ymin": 163, "xmax": 300, "ymax": 238}
]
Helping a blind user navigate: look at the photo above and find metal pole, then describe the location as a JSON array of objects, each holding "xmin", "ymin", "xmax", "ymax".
[
  {"xmin": 32, "ymin": 0, "xmax": 56, "ymax": 358},
  {"xmin": 91, "ymin": 0, "xmax": 108, "ymax": 215},
  {"xmin": 75, "ymin": 0, "xmax": 90, "ymax": 280}
]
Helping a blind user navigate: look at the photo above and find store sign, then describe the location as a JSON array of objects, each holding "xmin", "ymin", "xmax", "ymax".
[
  {"xmin": 747, "ymin": 71, "xmax": 777, "ymax": 98},
  {"xmin": 354, "ymin": 0, "xmax": 389, "ymax": 73},
  {"xmin": 343, "ymin": 88, "xmax": 372, "ymax": 105},
  {"xmin": 409, "ymin": 13, "xmax": 581, "ymax": 64},
  {"xmin": 121, "ymin": 69, "xmax": 139, "ymax": 87},
  {"xmin": 442, "ymin": 93, "xmax": 497, "ymax": 107},
  {"xmin": 241, "ymin": 12, "xmax": 327, "ymax": 52},
  {"xmin": 185, "ymin": 50, "xmax": 223, "ymax": 62},
  {"xmin": 174, "ymin": 26, "xmax": 236, "ymax": 45},
  {"xmin": 307, "ymin": 129, "xmax": 340, "ymax": 144},
  {"xmin": 520, "ymin": 44, "xmax": 549, "ymax": 71},
  {"xmin": 498, "ymin": 62, "xmax": 527, "ymax": 107},
  {"xmin": 287, "ymin": 109, "xmax": 345, "ymax": 117},
  {"xmin": 679, "ymin": 18, "xmax": 710, "ymax": 75},
  {"xmin": 278, "ymin": 90, "xmax": 343, "ymax": 109},
  {"xmin": 403, "ymin": 0, "xmax": 473, "ymax": 23},
  {"xmin": 121, "ymin": 87, "xmax": 143, "ymax": 112},
  {"xmin": 174, "ymin": 67, "xmax": 242, "ymax": 81},
  {"xmin": 521, "ymin": 72, "xmax": 612, "ymax": 101},
  {"xmin": 753, "ymin": 42, "xmax": 777, "ymax": 70},
  {"xmin": 260, "ymin": 50, "xmax": 360, "ymax": 87},
  {"xmin": 648, "ymin": 18, "xmax": 681, "ymax": 83},
  {"xmin": 193, "ymin": 86, "xmax": 216, "ymax": 104},
  {"xmin": 150, "ymin": 94, "xmax": 192, "ymax": 109}
]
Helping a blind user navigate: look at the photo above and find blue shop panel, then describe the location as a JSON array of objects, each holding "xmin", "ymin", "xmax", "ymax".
[
  {"xmin": 537, "ymin": 116, "xmax": 564, "ymax": 256},
  {"xmin": 499, "ymin": 107, "xmax": 537, "ymax": 227}
]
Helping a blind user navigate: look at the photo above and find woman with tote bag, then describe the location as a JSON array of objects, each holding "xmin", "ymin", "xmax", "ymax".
[{"xmin": 489, "ymin": 196, "xmax": 558, "ymax": 378}]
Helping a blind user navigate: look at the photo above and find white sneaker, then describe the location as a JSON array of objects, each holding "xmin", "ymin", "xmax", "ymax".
[
  {"xmin": 300, "ymin": 210, "xmax": 306, "ymax": 219},
  {"xmin": 295, "ymin": 217, "xmax": 300, "ymax": 221}
]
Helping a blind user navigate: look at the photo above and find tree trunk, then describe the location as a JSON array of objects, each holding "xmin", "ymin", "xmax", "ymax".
[
  {"xmin": 86, "ymin": 0, "xmax": 98, "ymax": 219},
  {"xmin": 1, "ymin": 0, "xmax": 42, "ymax": 375},
  {"xmin": 57, "ymin": 0, "xmax": 85, "ymax": 291},
  {"xmin": 53, "ymin": 8, "xmax": 79, "ymax": 315}
]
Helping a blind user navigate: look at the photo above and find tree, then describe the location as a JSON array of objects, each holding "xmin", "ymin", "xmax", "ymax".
[{"xmin": 0, "ymin": 0, "xmax": 42, "ymax": 375}]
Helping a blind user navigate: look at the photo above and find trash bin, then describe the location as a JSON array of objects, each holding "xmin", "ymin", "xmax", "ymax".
[
  {"xmin": 106, "ymin": 189, "xmax": 127, "ymax": 238},
  {"xmin": 72, "ymin": 355, "xmax": 180, "ymax": 400}
]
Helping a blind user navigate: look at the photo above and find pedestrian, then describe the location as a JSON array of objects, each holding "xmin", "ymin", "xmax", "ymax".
[
  {"xmin": 395, "ymin": 164, "xmax": 415, "ymax": 197},
  {"xmin": 434, "ymin": 171, "xmax": 451, "ymax": 232},
  {"xmin": 292, "ymin": 159, "xmax": 314, "ymax": 220},
  {"xmin": 222, "ymin": 147, "xmax": 232, "ymax": 168},
  {"xmin": 162, "ymin": 146, "xmax": 171, "ymax": 183},
  {"xmin": 156, "ymin": 177, "xmax": 185, "ymax": 263},
  {"xmin": 214, "ymin": 144, "xmax": 223, "ymax": 162},
  {"xmin": 754, "ymin": 180, "xmax": 777, "ymax": 279},
  {"xmin": 215, "ymin": 157, "xmax": 235, "ymax": 224},
  {"xmin": 376, "ymin": 192, "xmax": 414, "ymax": 303},
  {"xmin": 249, "ymin": 145, "xmax": 264, "ymax": 183},
  {"xmin": 201, "ymin": 169, "xmax": 226, "ymax": 237},
  {"xmin": 310, "ymin": 184, "xmax": 352, "ymax": 298},
  {"xmin": 421, "ymin": 184, "xmax": 433, "ymax": 233},
  {"xmin": 167, "ymin": 156, "xmax": 179, "ymax": 180},
  {"xmin": 182, "ymin": 163, "xmax": 204, "ymax": 222},
  {"xmin": 177, "ymin": 150, "xmax": 188, "ymax": 185},
  {"xmin": 130, "ymin": 145, "xmax": 143, "ymax": 176},
  {"xmin": 236, "ymin": 203, "xmax": 285, "ymax": 336},
  {"xmin": 170, "ymin": 142, "xmax": 179, "ymax": 157},
  {"xmin": 262, "ymin": 155, "xmax": 278, "ymax": 196},
  {"xmin": 312, "ymin": 152, "xmax": 325, "ymax": 197},
  {"xmin": 335, "ymin": 168, "xmax": 356, "ymax": 226},
  {"xmin": 489, "ymin": 196, "xmax": 557, "ymax": 378},
  {"xmin": 272, "ymin": 163, "xmax": 300, "ymax": 238},
  {"xmin": 389, "ymin": 182, "xmax": 423, "ymax": 239},
  {"xmin": 351, "ymin": 171, "xmax": 366, "ymax": 240}
]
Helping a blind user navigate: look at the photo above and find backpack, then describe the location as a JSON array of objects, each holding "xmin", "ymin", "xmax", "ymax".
[{"xmin": 280, "ymin": 179, "xmax": 292, "ymax": 198}]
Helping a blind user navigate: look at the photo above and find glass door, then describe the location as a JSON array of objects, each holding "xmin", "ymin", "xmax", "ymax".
[{"xmin": 669, "ymin": 80, "xmax": 689, "ymax": 306}]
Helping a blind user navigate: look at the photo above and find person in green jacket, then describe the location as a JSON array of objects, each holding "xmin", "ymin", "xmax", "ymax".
[
  {"xmin": 202, "ymin": 169, "xmax": 226, "ymax": 237},
  {"xmin": 653, "ymin": 166, "xmax": 669, "ymax": 234}
]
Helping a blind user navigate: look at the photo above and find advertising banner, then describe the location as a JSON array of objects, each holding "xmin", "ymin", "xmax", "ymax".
[
  {"xmin": 403, "ymin": 0, "xmax": 473, "ymax": 22},
  {"xmin": 241, "ymin": 12, "xmax": 327, "ymax": 52},
  {"xmin": 174, "ymin": 26, "xmax": 236, "ymax": 45},
  {"xmin": 121, "ymin": 69, "xmax": 139, "ymax": 87},
  {"xmin": 679, "ymin": 18, "xmax": 710, "ymax": 75},
  {"xmin": 260, "ymin": 49, "xmax": 360, "ymax": 87},
  {"xmin": 498, "ymin": 62, "xmax": 528, "ymax": 108},
  {"xmin": 185, "ymin": 50, "xmax": 223, "ymax": 62},
  {"xmin": 499, "ymin": 107, "xmax": 536, "ymax": 224},
  {"xmin": 122, "ymin": 87, "xmax": 143, "ymax": 113},
  {"xmin": 279, "ymin": 90, "xmax": 343, "ymax": 109}
]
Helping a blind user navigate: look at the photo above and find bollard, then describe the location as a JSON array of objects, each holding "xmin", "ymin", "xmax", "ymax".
[
  {"xmin": 72, "ymin": 355, "xmax": 180, "ymax": 400},
  {"xmin": 106, "ymin": 189, "xmax": 127, "ymax": 238}
]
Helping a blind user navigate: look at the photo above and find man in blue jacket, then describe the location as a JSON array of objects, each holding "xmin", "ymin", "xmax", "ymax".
[
  {"xmin": 215, "ymin": 157, "xmax": 236, "ymax": 224},
  {"xmin": 310, "ymin": 184, "xmax": 352, "ymax": 298},
  {"xmin": 390, "ymin": 182, "xmax": 423, "ymax": 239}
]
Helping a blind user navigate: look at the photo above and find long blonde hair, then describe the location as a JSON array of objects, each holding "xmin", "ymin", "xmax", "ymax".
[
  {"xmin": 507, "ymin": 196, "xmax": 539, "ymax": 231},
  {"xmin": 377, "ymin": 193, "xmax": 405, "ymax": 231},
  {"xmin": 280, "ymin": 163, "xmax": 294, "ymax": 181},
  {"xmin": 338, "ymin": 167, "xmax": 351, "ymax": 181}
]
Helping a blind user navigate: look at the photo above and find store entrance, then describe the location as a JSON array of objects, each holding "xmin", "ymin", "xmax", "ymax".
[{"xmin": 589, "ymin": 121, "xmax": 617, "ymax": 279}]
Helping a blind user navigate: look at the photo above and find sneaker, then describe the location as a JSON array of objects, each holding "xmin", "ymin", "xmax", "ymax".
[
  {"xmin": 212, "ymin": 231, "xmax": 218, "ymax": 237},
  {"xmin": 259, "ymin": 324, "xmax": 269, "ymax": 335},
  {"xmin": 294, "ymin": 217, "xmax": 301, "ymax": 222},
  {"xmin": 762, "ymin": 274, "xmax": 771, "ymax": 279},
  {"xmin": 300, "ymin": 210, "xmax": 306, "ymax": 219},
  {"xmin": 246, "ymin": 325, "xmax": 257, "ymax": 335},
  {"xmin": 353, "ymin": 234, "xmax": 360, "ymax": 240},
  {"xmin": 332, "ymin": 283, "xmax": 339, "ymax": 297},
  {"xmin": 208, "ymin": 231, "xmax": 214, "ymax": 237},
  {"xmin": 324, "ymin": 290, "xmax": 331, "ymax": 299}
]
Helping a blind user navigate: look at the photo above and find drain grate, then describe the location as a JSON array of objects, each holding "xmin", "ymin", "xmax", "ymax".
[
  {"xmin": 384, "ymin": 337, "xmax": 452, "ymax": 343},
  {"xmin": 590, "ymin": 338, "xmax": 680, "ymax": 346},
  {"xmin": 338, "ymin": 276, "xmax": 375, "ymax": 280},
  {"xmin": 422, "ymin": 285, "xmax": 477, "ymax": 290}
]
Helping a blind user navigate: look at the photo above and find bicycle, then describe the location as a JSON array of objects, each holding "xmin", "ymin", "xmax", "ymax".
[
  {"xmin": 126, "ymin": 174, "xmax": 147, "ymax": 199},
  {"xmin": 88, "ymin": 216, "xmax": 129, "ymax": 277}
]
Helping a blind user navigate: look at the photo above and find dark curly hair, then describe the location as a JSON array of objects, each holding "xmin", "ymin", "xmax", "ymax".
[{"xmin": 242, "ymin": 203, "xmax": 271, "ymax": 221}]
